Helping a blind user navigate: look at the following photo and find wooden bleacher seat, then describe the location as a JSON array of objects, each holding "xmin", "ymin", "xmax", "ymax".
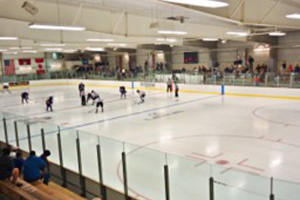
[
  {"xmin": 0, "ymin": 179, "xmax": 56, "ymax": 200},
  {"xmin": 48, "ymin": 182, "xmax": 88, "ymax": 200},
  {"xmin": 31, "ymin": 181, "xmax": 90, "ymax": 200},
  {"xmin": 0, "ymin": 180, "xmax": 39, "ymax": 200}
]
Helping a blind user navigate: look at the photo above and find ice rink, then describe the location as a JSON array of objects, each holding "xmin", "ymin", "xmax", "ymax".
[{"xmin": 1, "ymin": 82, "xmax": 300, "ymax": 200}]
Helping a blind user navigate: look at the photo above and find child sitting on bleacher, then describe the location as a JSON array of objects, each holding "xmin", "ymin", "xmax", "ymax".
[
  {"xmin": 13, "ymin": 151, "xmax": 25, "ymax": 174},
  {"xmin": 0, "ymin": 147, "xmax": 20, "ymax": 185}
]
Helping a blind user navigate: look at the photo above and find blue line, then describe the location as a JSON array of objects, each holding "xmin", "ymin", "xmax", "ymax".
[{"xmin": 10, "ymin": 95, "xmax": 220, "ymax": 143}]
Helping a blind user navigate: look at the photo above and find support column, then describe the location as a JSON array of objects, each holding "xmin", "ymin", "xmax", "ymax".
[
  {"xmin": 0, "ymin": 53, "xmax": 4, "ymax": 81},
  {"xmin": 269, "ymin": 48, "xmax": 278, "ymax": 72}
]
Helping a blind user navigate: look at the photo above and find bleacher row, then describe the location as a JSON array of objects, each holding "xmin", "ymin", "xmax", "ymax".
[
  {"xmin": 0, "ymin": 141, "xmax": 102, "ymax": 200},
  {"xmin": 0, "ymin": 176, "xmax": 92, "ymax": 200}
]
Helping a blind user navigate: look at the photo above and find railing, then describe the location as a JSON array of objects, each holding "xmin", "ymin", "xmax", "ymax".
[
  {"xmin": 1, "ymin": 71, "xmax": 300, "ymax": 89},
  {"xmin": 1, "ymin": 109, "xmax": 300, "ymax": 200}
]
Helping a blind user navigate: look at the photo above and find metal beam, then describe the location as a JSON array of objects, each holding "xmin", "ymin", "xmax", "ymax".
[
  {"xmin": 229, "ymin": 0, "xmax": 245, "ymax": 19},
  {"xmin": 260, "ymin": 0, "xmax": 282, "ymax": 24},
  {"xmin": 112, "ymin": 11, "xmax": 125, "ymax": 34},
  {"xmin": 267, "ymin": 0, "xmax": 300, "ymax": 9},
  {"xmin": 72, "ymin": 3, "xmax": 84, "ymax": 25}
]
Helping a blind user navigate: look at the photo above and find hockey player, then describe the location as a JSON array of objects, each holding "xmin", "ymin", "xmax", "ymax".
[
  {"xmin": 86, "ymin": 91, "xmax": 92, "ymax": 103},
  {"xmin": 137, "ymin": 90, "xmax": 146, "ymax": 104},
  {"xmin": 174, "ymin": 83, "xmax": 179, "ymax": 98},
  {"xmin": 2, "ymin": 83, "xmax": 11, "ymax": 93},
  {"xmin": 87, "ymin": 90, "xmax": 100, "ymax": 105},
  {"xmin": 95, "ymin": 97, "xmax": 104, "ymax": 113},
  {"xmin": 21, "ymin": 91, "xmax": 29, "ymax": 104},
  {"xmin": 45, "ymin": 96, "xmax": 54, "ymax": 112},
  {"xmin": 78, "ymin": 82, "xmax": 85, "ymax": 96},
  {"xmin": 80, "ymin": 91, "xmax": 86, "ymax": 106},
  {"xmin": 119, "ymin": 86, "xmax": 127, "ymax": 99},
  {"xmin": 91, "ymin": 90, "xmax": 100, "ymax": 105},
  {"xmin": 166, "ymin": 78, "xmax": 172, "ymax": 93}
]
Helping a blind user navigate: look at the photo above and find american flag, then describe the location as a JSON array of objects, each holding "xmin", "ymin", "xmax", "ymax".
[{"xmin": 4, "ymin": 59, "xmax": 15, "ymax": 76}]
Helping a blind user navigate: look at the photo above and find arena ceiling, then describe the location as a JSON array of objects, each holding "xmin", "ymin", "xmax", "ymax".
[{"xmin": 0, "ymin": 0, "xmax": 300, "ymax": 53}]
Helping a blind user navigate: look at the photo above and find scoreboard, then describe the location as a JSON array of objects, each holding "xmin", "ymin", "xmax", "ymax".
[{"xmin": 184, "ymin": 52, "xmax": 199, "ymax": 64}]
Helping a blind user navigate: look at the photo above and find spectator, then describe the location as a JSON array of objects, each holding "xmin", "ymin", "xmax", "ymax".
[
  {"xmin": 24, "ymin": 151, "xmax": 50, "ymax": 185},
  {"xmin": 0, "ymin": 147, "xmax": 19, "ymax": 184},
  {"xmin": 224, "ymin": 66, "xmax": 230, "ymax": 74},
  {"xmin": 295, "ymin": 64, "xmax": 300, "ymax": 73},
  {"xmin": 234, "ymin": 56, "xmax": 243, "ymax": 66},
  {"xmin": 13, "ymin": 151, "xmax": 25, "ymax": 174},
  {"xmin": 282, "ymin": 62, "xmax": 287, "ymax": 70},
  {"xmin": 40, "ymin": 150, "xmax": 51, "ymax": 169},
  {"xmin": 288, "ymin": 64, "xmax": 294, "ymax": 73},
  {"xmin": 248, "ymin": 55, "xmax": 255, "ymax": 71}
]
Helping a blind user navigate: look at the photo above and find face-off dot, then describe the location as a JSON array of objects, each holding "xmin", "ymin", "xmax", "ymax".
[{"xmin": 216, "ymin": 160, "xmax": 229, "ymax": 165}]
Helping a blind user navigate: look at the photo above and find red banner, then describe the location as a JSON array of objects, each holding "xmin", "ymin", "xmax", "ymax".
[
  {"xmin": 35, "ymin": 58, "xmax": 44, "ymax": 63},
  {"xmin": 19, "ymin": 58, "xmax": 31, "ymax": 65}
]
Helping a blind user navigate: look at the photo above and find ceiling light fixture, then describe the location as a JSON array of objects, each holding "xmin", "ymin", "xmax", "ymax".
[
  {"xmin": 23, "ymin": 50, "xmax": 37, "ymax": 53},
  {"xmin": 157, "ymin": 30, "xmax": 188, "ymax": 35},
  {"xmin": 269, "ymin": 31, "xmax": 286, "ymax": 36},
  {"xmin": 0, "ymin": 49, "xmax": 8, "ymax": 52},
  {"xmin": 9, "ymin": 47, "xmax": 20, "ymax": 50},
  {"xmin": 286, "ymin": 13, "xmax": 300, "ymax": 19},
  {"xmin": 0, "ymin": 37, "xmax": 18, "ymax": 40},
  {"xmin": 162, "ymin": 0, "xmax": 228, "ymax": 8},
  {"xmin": 86, "ymin": 39, "xmax": 115, "ymax": 42},
  {"xmin": 254, "ymin": 45, "xmax": 270, "ymax": 52},
  {"xmin": 45, "ymin": 48, "xmax": 63, "ymax": 51},
  {"xmin": 63, "ymin": 49, "xmax": 78, "ymax": 53},
  {"xmin": 107, "ymin": 43, "xmax": 126, "ymax": 47},
  {"xmin": 29, "ymin": 23, "xmax": 86, "ymax": 31},
  {"xmin": 202, "ymin": 38, "xmax": 219, "ymax": 41},
  {"xmin": 254, "ymin": 48, "xmax": 270, "ymax": 52},
  {"xmin": 226, "ymin": 31, "xmax": 249, "ymax": 37},
  {"xmin": 156, "ymin": 38, "xmax": 177, "ymax": 42},
  {"xmin": 40, "ymin": 43, "xmax": 66, "ymax": 47},
  {"xmin": 86, "ymin": 47, "xmax": 105, "ymax": 52},
  {"xmin": 4, "ymin": 52, "xmax": 18, "ymax": 55}
]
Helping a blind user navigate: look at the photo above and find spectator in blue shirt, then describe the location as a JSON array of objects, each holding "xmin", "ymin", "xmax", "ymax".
[
  {"xmin": 13, "ymin": 151, "xmax": 25, "ymax": 174},
  {"xmin": 40, "ymin": 150, "xmax": 51, "ymax": 167},
  {"xmin": 23, "ymin": 151, "xmax": 50, "ymax": 185}
]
